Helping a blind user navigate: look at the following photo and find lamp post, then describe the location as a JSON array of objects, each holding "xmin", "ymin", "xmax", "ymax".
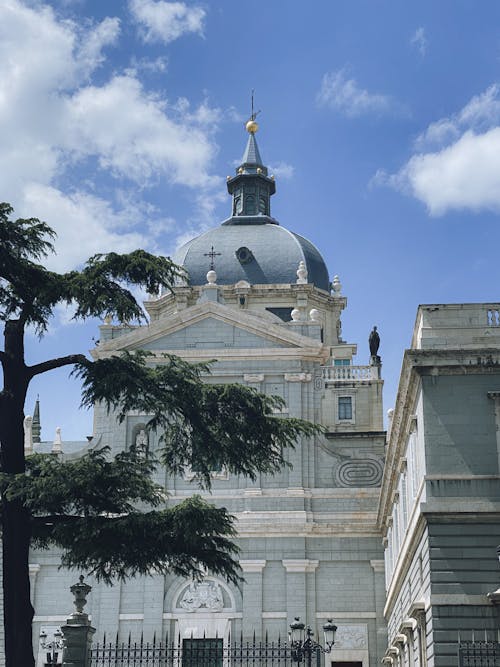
[
  {"xmin": 289, "ymin": 617, "xmax": 337, "ymax": 667},
  {"xmin": 39, "ymin": 627, "xmax": 64, "ymax": 666}
]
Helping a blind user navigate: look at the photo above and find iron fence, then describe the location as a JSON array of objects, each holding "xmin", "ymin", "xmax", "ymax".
[
  {"xmin": 458, "ymin": 639, "xmax": 500, "ymax": 667},
  {"xmin": 90, "ymin": 633, "xmax": 302, "ymax": 667}
]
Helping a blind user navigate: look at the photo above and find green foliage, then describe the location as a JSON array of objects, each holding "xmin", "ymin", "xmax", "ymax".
[
  {"xmin": 0, "ymin": 449, "xmax": 240, "ymax": 584},
  {"xmin": 0, "ymin": 447, "xmax": 162, "ymax": 516},
  {"xmin": 74, "ymin": 351, "xmax": 322, "ymax": 489},
  {"xmin": 0, "ymin": 203, "xmax": 184, "ymax": 333}
]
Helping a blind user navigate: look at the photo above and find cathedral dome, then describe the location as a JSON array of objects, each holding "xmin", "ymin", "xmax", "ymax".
[
  {"xmin": 174, "ymin": 122, "xmax": 330, "ymax": 291},
  {"xmin": 174, "ymin": 223, "xmax": 330, "ymax": 291}
]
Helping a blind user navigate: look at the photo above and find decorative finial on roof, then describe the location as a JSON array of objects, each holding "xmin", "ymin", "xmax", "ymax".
[
  {"xmin": 245, "ymin": 89, "xmax": 260, "ymax": 134},
  {"xmin": 32, "ymin": 395, "xmax": 41, "ymax": 444},
  {"xmin": 52, "ymin": 426, "xmax": 62, "ymax": 454}
]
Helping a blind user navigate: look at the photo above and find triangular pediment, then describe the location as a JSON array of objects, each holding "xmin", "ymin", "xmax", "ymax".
[{"xmin": 94, "ymin": 301, "xmax": 325, "ymax": 359}]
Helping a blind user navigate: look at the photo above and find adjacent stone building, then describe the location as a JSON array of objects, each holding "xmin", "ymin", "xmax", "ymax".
[{"xmin": 378, "ymin": 304, "xmax": 500, "ymax": 666}]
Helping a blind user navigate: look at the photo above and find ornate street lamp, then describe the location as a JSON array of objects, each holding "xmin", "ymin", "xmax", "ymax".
[
  {"xmin": 289, "ymin": 617, "xmax": 337, "ymax": 666},
  {"xmin": 39, "ymin": 627, "xmax": 64, "ymax": 666}
]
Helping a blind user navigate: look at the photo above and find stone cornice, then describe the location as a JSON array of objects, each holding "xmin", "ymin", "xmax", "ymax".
[{"xmin": 95, "ymin": 347, "xmax": 328, "ymax": 364}]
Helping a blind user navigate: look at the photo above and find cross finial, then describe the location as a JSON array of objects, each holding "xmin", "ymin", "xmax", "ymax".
[{"xmin": 204, "ymin": 245, "xmax": 221, "ymax": 271}]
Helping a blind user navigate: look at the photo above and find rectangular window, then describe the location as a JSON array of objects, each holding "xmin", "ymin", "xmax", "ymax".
[
  {"xmin": 182, "ymin": 639, "xmax": 223, "ymax": 667},
  {"xmin": 334, "ymin": 359, "xmax": 351, "ymax": 366},
  {"xmin": 338, "ymin": 396, "xmax": 353, "ymax": 420}
]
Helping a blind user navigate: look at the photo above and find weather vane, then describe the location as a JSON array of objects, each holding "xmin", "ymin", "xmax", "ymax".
[
  {"xmin": 246, "ymin": 90, "xmax": 261, "ymax": 134},
  {"xmin": 204, "ymin": 245, "xmax": 221, "ymax": 271},
  {"xmin": 250, "ymin": 89, "xmax": 261, "ymax": 122}
]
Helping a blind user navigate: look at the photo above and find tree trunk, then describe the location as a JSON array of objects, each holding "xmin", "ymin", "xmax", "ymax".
[
  {"xmin": 1, "ymin": 319, "xmax": 35, "ymax": 667},
  {"xmin": 2, "ymin": 500, "xmax": 34, "ymax": 667}
]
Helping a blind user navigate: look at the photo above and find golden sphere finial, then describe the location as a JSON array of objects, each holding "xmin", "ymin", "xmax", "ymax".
[{"xmin": 246, "ymin": 119, "xmax": 259, "ymax": 134}]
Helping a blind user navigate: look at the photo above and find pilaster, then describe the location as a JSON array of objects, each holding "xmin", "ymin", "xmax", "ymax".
[
  {"xmin": 143, "ymin": 575, "xmax": 165, "ymax": 639},
  {"xmin": 283, "ymin": 560, "xmax": 319, "ymax": 625},
  {"xmin": 240, "ymin": 560, "xmax": 266, "ymax": 638}
]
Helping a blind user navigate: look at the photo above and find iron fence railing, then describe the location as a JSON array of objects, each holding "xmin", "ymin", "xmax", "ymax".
[{"xmin": 90, "ymin": 633, "xmax": 300, "ymax": 667}]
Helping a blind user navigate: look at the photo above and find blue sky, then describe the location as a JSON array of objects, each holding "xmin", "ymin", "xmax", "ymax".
[{"xmin": 2, "ymin": 0, "xmax": 500, "ymax": 441}]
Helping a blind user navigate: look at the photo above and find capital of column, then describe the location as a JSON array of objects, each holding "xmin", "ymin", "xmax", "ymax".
[
  {"xmin": 370, "ymin": 559, "xmax": 385, "ymax": 573},
  {"xmin": 400, "ymin": 618, "xmax": 417, "ymax": 636},
  {"xmin": 240, "ymin": 559, "xmax": 266, "ymax": 573},
  {"xmin": 408, "ymin": 600, "xmax": 426, "ymax": 620},
  {"xmin": 282, "ymin": 559, "xmax": 319, "ymax": 573},
  {"xmin": 284, "ymin": 373, "xmax": 312, "ymax": 383},
  {"xmin": 244, "ymin": 374, "xmax": 264, "ymax": 383}
]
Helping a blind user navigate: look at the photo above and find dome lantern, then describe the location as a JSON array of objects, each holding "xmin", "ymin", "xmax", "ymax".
[{"xmin": 225, "ymin": 116, "xmax": 277, "ymax": 226}]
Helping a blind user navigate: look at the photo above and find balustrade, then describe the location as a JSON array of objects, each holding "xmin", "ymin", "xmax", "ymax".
[{"xmin": 321, "ymin": 365, "xmax": 374, "ymax": 382}]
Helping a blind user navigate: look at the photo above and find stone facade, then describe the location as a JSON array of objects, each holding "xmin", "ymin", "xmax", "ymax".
[
  {"xmin": 27, "ymin": 128, "xmax": 388, "ymax": 667},
  {"xmin": 378, "ymin": 304, "xmax": 500, "ymax": 667}
]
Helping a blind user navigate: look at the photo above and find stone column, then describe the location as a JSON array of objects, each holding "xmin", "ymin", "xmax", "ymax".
[
  {"xmin": 370, "ymin": 559, "xmax": 387, "ymax": 663},
  {"xmin": 240, "ymin": 560, "xmax": 266, "ymax": 639},
  {"xmin": 62, "ymin": 577, "xmax": 96, "ymax": 667}
]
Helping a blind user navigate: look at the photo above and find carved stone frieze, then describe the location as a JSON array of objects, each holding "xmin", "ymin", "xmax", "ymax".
[
  {"xmin": 333, "ymin": 624, "xmax": 368, "ymax": 649},
  {"xmin": 333, "ymin": 456, "xmax": 384, "ymax": 487},
  {"xmin": 179, "ymin": 580, "xmax": 224, "ymax": 613}
]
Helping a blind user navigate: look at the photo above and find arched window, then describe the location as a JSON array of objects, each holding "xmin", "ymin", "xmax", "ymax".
[
  {"xmin": 234, "ymin": 195, "xmax": 242, "ymax": 215},
  {"xmin": 245, "ymin": 194, "xmax": 256, "ymax": 215}
]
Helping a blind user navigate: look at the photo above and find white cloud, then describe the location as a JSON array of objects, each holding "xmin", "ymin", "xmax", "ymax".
[
  {"xmin": 410, "ymin": 27, "xmax": 427, "ymax": 57},
  {"xmin": 22, "ymin": 184, "xmax": 153, "ymax": 271},
  {"xmin": 268, "ymin": 162, "xmax": 295, "ymax": 180},
  {"xmin": 416, "ymin": 84, "xmax": 500, "ymax": 148},
  {"xmin": 0, "ymin": 0, "xmax": 220, "ymax": 269},
  {"xmin": 128, "ymin": 55, "xmax": 169, "ymax": 74},
  {"xmin": 317, "ymin": 68, "xmax": 393, "ymax": 117},
  {"xmin": 129, "ymin": 0, "xmax": 205, "ymax": 44},
  {"xmin": 76, "ymin": 17, "xmax": 121, "ymax": 78},
  {"xmin": 64, "ymin": 76, "xmax": 218, "ymax": 188},
  {"xmin": 376, "ymin": 85, "xmax": 500, "ymax": 215},
  {"xmin": 397, "ymin": 129, "xmax": 500, "ymax": 215}
]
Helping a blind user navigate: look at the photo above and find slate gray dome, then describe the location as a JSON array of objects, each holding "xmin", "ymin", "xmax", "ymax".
[
  {"xmin": 174, "ymin": 224, "xmax": 330, "ymax": 291},
  {"xmin": 174, "ymin": 124, "xmax": 330, "ymax": 291}
]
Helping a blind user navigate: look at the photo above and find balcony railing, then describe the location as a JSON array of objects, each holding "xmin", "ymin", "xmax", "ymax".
[{"xmin": 321, "ymin": 365, "xmax": 375, "ymax": 382}]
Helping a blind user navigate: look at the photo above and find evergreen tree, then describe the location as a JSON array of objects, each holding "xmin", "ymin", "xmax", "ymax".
[{"xmin": 0, "ymin": 203, "xmax": 320, "ymax": 667}]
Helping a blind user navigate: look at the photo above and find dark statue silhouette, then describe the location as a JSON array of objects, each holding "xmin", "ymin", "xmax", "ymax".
[{"xmin": 369, "ymin": 326, "xmax": 380, "ymax": 357}]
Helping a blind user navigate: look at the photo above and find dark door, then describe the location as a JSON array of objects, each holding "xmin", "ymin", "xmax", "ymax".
[{"xmin": 182, "ymin": 638, "xmax": 223, "ymax": 667}]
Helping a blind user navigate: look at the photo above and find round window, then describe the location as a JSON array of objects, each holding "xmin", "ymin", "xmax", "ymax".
[{"xmin": 235, "ymin": 247, "xmax": 254, "ymax": 264}]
